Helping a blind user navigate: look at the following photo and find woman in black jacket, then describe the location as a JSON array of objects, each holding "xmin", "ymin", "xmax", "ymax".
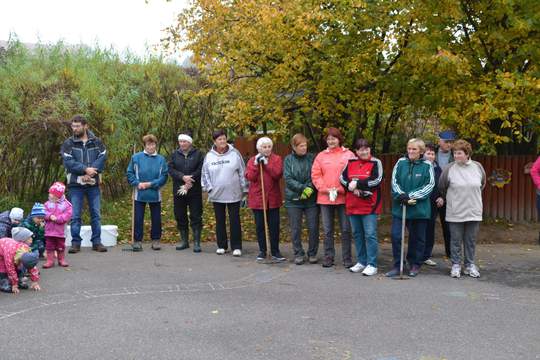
[{"xmin": 168, "ymin": 131, "xmax": 205, "ymax": 253}]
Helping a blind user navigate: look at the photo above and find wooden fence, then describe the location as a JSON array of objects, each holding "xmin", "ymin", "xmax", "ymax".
[{"xmin": 234, "ymin": 137, "xmax": 538, "ymax": 222}]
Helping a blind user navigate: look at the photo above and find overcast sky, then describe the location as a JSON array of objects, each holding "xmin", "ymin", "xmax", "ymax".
[{"xmin": 0, "ymin": 0, "xmax": 189, "ymax": 60}]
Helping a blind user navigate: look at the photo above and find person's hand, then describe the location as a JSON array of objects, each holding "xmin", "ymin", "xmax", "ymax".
[
  {"xmin": 138, "ymin": 182, "xmax": 152, "ymax": 190},
  {"xmin": 407, "ymin": 199, "xmax": 417, "ymax": 205},
  {"xmin": 300, "ymin": 187, "xmax": 314, "ymax": 200},
  {"xmin": 254, "ymin": 153, "xmax": 268, "ymax": 165},
  {"xmin": 12, "ymin": 285, "xmax": 19, "ymax": 294},
  {"xmin": 348, "ymin": 180, "xmax": 358, "ymax": 192},
  {"xmin": 399, "ymin": 193, "xmax": 410, "ymax": 205},
  {"xmin": 182, "ymin": 175, "xmax": 194, "ymax": 184},
  {"xmin": 328, "ymin": 188, "xmax": 338, "ymax": 202},
  {"xmin": 353, "ymin": 189, "xmax": 362, "ymax": 197},
  {"xmin": 184, "ymin": 182, "xmax": 193, "ymax": 190},
  {"xmin": 85, "ymin": 167, "xmax": 98, "ymax": 177},
  {"xmin": 50, "ymin": 215, "xmax": 57, "ymax": 222},
  {"xmin": 362, "ymin": 190, "xmax": 373, "ymax": 198},
  {"xmin": 30, "ymin": 282, "xmax": 41, "ymax": 291},
  {"xmin": 436, "ymin": 197, "xmax": 444, "ymax": 208},
  {"xmin": 82, "ymin": 175, "xmax": 92, "ymax": 182}
]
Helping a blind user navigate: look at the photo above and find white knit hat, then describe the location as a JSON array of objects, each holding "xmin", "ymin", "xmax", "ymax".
[{"xmin": 9, "ymin": 208, "xmax": 24, "ymax": 222}]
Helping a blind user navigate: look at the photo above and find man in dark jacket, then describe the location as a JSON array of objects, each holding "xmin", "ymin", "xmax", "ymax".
[
  {"xmin": 61, "ymin": 115, "xmax": 107, "ymax": 253},
  {"xmin": 436, "ymin": 130, "xmax": 455, "ymax": 258},
  {"xmin": 168, "ymin": 131, "xmax": 205, "ymax": 252}
]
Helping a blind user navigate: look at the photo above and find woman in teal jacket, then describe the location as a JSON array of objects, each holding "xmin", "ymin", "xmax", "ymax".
[
  {"xmin": 126, "ymin": 135, "xmax": 168, "ymax": 251},
  {"xmin": 386, "ymin": 138, "xmax": 434, "ymax": 277},
  {"xmin": 284, "ymin": 133, "xmax": 319, "ymax": 265}
]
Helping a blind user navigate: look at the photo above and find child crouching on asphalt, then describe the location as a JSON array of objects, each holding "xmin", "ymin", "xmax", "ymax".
[
  {"xmin": 22, "ymin": 203, "xmax": 46, "ymax": 259},
  {"xmin": 0, "ymin": 227, "xmax": 41, "ymax": 293},
  {"xmin": 43, "ymin": 182, "xmax": 72, "ymax": 268}
]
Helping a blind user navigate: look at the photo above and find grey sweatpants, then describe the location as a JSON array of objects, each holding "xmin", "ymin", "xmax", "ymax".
[
  {"xmin": 448, "ymin": 221, "xmax": 480, "ymax": 266},
  {"xmin": 286, "ymin": 206, "xmax": 320, "ymax": 257},
  {"xmin": 320, "ymin": 204, "xmax": 352, "ymax": 262}
]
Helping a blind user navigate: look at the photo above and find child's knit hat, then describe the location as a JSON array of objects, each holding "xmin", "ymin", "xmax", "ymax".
[
  {"xmin": 11, "ymin": 227, "xmax": 33, "ymax": 242},
  {"xmin": 21, "ymin": 251, "xmax": 39, "ymax": 269},
  {"xmin": 9, "ymin": 208, "xmax": 24, "ymax": 222},
  {"xmin": 30, "ymin": 203, "xmax": 45, "ymax": 218},
  {"xmin": 49, "ymin": 182, "xmax": 66, "ymax": 198}
]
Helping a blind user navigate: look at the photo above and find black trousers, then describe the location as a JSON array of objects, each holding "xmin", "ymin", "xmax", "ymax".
[
  {"xmin": 173, "ymin": 194, "xmax": 203, "ymax": 231},
  {"xmin": 134, "ymin": 201, "xmax": 161, "ymax": 241},
  {"xmin": 438, "ymin": 205, "xmax": 451, "ymax": 257},
  {"xmin": 252, "ymin": 208, "xmax": 280, "ymax": 256},
  {"xmin": 213, "ymin": 202, "xmax": 242, "ymax": 250}
]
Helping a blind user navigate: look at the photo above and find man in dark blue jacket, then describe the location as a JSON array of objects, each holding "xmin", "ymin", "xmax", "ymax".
[{"xmin": 61, "ymin": 115, "xmax": 107, "ymax": 253}]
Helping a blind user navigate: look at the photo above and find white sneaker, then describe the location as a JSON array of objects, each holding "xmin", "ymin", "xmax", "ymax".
[
  {"xmin": 232, "ymin": 249, "xmax": 242, "ymax": 257},
  {"xmin": 216, "ymin": 248, "xmax": 225, "ymax": 255},
  {"xmin": 362, "ymin": 265, "xmax": 378, "ymax": 276},
  {"xmin": 464, "ymin": 264, "xmax": 480, "ymax": 278},
  {"xmin": 424, "ymin": 258, "xmax": 437, "ymax": 266},
  {"xmin": 349, "ymin": 263, "xmax": 366, "ymax": 273},
  {"xmin": 450, "ymin": 264, "xmax": 461, "ymax": 278}
]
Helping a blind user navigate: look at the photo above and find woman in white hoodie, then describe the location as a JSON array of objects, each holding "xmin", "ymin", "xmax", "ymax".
[{"xmin": 202, "ymin": 130, "xmax": 248, "ymax": 256}]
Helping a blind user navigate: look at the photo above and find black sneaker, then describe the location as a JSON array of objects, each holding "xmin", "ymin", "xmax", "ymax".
[
  {"xmin": 322, "ymin": 256, "xmax": 334, "ymax": 268},
  {"xmin": 272, "ymin": 254, "xmax": 287, "ymax": 262},
  {"xmin": 132, "ymin": 242, "xmax": 143, "ymax": 252},
  {"xmin": 385, "ymin": 267, "xmax": 401, "ymax": 277},
  {"xmin": 343, "ymin": 259, "xmax": 354, "ymax": 268},
  {"xmin": 408, "ymin": 265, "xmax": 421, "ymax": 277},
  {"xmin": 256, "ymin": 252, "xmax": 266, "ymax": 261}
]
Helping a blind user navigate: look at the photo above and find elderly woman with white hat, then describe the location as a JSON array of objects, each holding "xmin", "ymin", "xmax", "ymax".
[
  {"xmin": 245, "ymin": 137, "xmax": 286, "ymax": 262},
  {"xmin": 168, "ymin": 130, "xmax": 205, "ymax": 253}
]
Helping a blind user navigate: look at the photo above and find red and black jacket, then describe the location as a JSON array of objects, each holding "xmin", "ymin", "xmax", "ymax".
[{"xmin": 339, "ymin": 156, "xmax": 383, "ymax": 215}]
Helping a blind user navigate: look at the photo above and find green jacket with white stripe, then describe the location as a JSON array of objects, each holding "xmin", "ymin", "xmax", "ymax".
[{"xmin": 391, "ymin": 156, "xmax": 435, "ymax": 220}]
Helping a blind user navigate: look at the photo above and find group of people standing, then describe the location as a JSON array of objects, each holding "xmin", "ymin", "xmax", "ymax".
[{"xmin": 128, "ymin": 125, "xmax": 487, "ymax": 279}]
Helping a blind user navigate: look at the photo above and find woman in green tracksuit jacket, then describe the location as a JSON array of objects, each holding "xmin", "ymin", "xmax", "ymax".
[
  {"xmin": 283, "ymin": 134, "xmax": 319, "ymax": 265},
  {"xmin": 386, "ymin": 138, "xmax": 435, "ymax": 278}
]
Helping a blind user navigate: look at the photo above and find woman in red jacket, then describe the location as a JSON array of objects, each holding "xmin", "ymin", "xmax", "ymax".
[
  {"xmin": 245, "ymin": 137, "xmax": 286, "ymax": 262},
  {"xmin": 340, "ymin": 139, "xmax": 383, "ymax": 276},
  {"xmin": 311, "ymin": 128, "xmax": 355, "ymax": 268}
]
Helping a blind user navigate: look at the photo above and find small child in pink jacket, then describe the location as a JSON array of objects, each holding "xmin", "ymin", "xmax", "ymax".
[{"xmin": 44, "ymin": 182, "xmax": 72, "ymax": 268}]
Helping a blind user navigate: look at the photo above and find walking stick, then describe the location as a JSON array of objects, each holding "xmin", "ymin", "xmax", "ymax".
[
  {"xmin": 131, "ymin": 144, "xmax": 136, "ymax": 246},
  {"xmin": 259, "ymin": 161, "xmax": 272, "ymax": 261}
]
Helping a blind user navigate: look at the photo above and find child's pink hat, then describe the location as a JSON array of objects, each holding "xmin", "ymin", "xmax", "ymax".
[{"xmin": 49, "ymin": 182, "xmax": 66, "ymax": 198}]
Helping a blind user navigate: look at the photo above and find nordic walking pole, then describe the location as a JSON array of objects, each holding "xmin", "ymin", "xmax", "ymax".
[
  {"xmin": 399, "ymin": 204, "xmax": 407, "ymax": 279},
  {"xmin": 259, "ymin": 161, "xmax": 272, "ymax": 261},
  {"xmin": 130, "ymin": 144, "xmax": 136, "ymax": 246}
]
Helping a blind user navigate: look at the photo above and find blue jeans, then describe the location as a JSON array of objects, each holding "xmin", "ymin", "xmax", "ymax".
[
  {"xmin": 134, "ymin": 201, "xmax": 162, "ymax": 241},
  {"xmin": 390, "ymin": 216, "xmax": 428, "ymax": 268},
  {"xmin": 69, "ymin": 186, "xmax": 102, "ymax": 245},
  {"xmin": 349, "ymin": 214, "xmax": 378, "ymax": 267}
]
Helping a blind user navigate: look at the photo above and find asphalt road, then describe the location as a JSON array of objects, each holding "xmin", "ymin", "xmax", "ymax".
[{"xmin": 1, "ymin": 242, "xmax": 539, "ymax": 360}]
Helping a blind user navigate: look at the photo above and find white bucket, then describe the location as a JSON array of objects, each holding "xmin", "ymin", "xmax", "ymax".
[{"xmin": 65, "ymin": 225, "xmax": 118, "ymax": 247}]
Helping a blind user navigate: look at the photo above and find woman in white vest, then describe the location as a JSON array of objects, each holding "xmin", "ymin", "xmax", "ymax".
[{"xmin": 201, "ymin": 130, "xmax": 248, "ymax": 256}]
